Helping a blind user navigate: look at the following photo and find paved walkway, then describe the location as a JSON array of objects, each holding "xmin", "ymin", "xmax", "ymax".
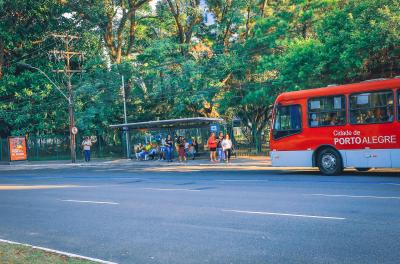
[{"xmin": 0, "ymin": 156, "xmax": 272, "ymax": 171}]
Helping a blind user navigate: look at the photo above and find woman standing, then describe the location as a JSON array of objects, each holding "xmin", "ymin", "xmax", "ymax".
[
  {"xmin": 222, "ymin": 134, "xmax": 233, "ymax": 163},
  {"xmin": 177, "ymin": 136, "xmax": 187, "ymax": 162},
  {"xmin": 207, "ymin": 133, "xmax": 217, "ymax": 162}
]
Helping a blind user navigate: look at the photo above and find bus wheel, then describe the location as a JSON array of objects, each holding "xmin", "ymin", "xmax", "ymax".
[
  {"xmin": 355, "ymin": 168, "xmax": 371, "ymax": 172},
  {"xmin": 317, "ymin": 148, "xmax": 343, "ymax": 175}
]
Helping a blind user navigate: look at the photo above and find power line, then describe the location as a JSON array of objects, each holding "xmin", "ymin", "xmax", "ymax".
[{"xmin": 6, "ymin": 41, "xmax": 58, "ymax": 67}]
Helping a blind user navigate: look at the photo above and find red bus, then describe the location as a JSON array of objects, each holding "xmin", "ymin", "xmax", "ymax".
[{"xmin": 270, "ymin": 78, "xmax": 400, "ymax": 175}]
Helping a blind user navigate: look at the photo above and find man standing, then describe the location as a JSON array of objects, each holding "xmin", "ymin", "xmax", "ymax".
[{"xmin": 82, "ymin": 136, "xmax": 93, "ymax": 162}]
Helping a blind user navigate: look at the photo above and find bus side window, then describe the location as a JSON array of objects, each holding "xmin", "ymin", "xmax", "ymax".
[
  {"xmin": 350, "ymin": 90, "xmax": 394, "ymax": 124},
  {"xmin": 308, "ymin": 95, "xmax": 346, "ymax": 127},
  {"xmin": 273, "ymin": 105, "xmax": 302, "ymax": 140}
]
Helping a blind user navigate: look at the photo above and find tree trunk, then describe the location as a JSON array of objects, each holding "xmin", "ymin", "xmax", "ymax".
[
  {"xmin": 245, "ymin": 5, "xmax": 251, "ymax": 39},
  {"xmin": 0, "ymin": 39, "xmax": 4, "ymax": 79},
  {"xmin": 126, "ymin": 9, "xmax": 137, "ymax": 55},
  {"xmin": 251, "ymin": 123, "xmax": 261, "ymax": 153},
  {"xmin": 104, "ymin": 17, "xmax": 117, "ymax": 62},
  {"xmin": 261, "ymin": 0, "xmax": 268, "ymax": 18}
]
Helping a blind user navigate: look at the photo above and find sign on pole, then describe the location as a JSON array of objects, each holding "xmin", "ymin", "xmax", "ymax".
[
  {"xmin": 9, "ymin": 137, "xmax": 27, "ymax": 161},
  {"xmin": 71, "ymin": 126, "xmax": 78, "ymax": 135}
]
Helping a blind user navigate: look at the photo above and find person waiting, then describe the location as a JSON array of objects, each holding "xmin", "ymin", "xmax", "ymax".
[
  {"xmin": 165, "ymin": 135, "xmax": 174, "ymax": 162},
  {"xmin": 216, "ymin": 132, "xmax": 225, "ymax": 162},
  {"xmin": 81, "ymin": 136, "xmax": 94, "ymax": 162},
  {"xmin": 222, "ymin": 134, "xmax": 233, "ymax": 163},
  {"xmin": 192, "ymin": 139, "xmax": 199, "ymax": 157},
  {"xmin": 185, "ymin": 139, "xmax": 196, "ymax": 160},
  {"xmin": 207, "ymin": 133, "xmax": 217, "ymax": 162},
  {"xmin": 184, "ymin": 140, "xmax": 191, "ymax": 159},
  {"xmin": 177, "ymin": 136, "xmax": 187, "ymax": 162},
  {"xmin": 135, "ymin": 144, "xmax": 147, "ymax": 160},
  {"xmin": 159, "ymin": 137, "xmax": 166, "ymax": 160},
  {"xmin": 148, "ymin": 142, "xmax": 157, "ymax": 160}
]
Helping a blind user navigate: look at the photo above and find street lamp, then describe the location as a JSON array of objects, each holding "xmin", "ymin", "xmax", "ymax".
[
  {"xmin": 18, "ymin": 63, "xmax": 69, "ymax": 103},
  {"xmin": 119, "ymin": 75, "xmax": 147, "ymax": 158},
  {"xmin": 18, "ymin": 62, "xmax": 77, "ymax": 163},
  {"xmin": 120, "ymin": 75, "xmax": 130, "ymax": 159},
  {"xmin": 103, "ymin": 67, "xmax": 130, "ymax": 158}
]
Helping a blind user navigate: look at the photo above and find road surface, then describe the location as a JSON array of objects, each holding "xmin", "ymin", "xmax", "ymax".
[{"xmin": 0, "ymin": 162, "xmax": 399, "ymax": 263}]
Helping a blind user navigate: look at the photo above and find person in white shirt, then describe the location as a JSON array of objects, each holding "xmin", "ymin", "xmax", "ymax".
[
  {"xmin": 82, "ymin": 136, "xmax": 93, "ymax": 162},
  {"xmin": 221, "ymin": 134, "xmax": 233, "ymax": 163}
]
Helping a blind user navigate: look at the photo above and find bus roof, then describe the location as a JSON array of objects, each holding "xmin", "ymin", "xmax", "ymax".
[{"xmin": 276, "ymin": 78, "xmax": 400, "ymax": 103}]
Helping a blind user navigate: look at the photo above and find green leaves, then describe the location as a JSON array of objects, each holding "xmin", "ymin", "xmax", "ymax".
[{"xmin": 1, "ymin": 0, "xmax": 399, "ymax": 142}]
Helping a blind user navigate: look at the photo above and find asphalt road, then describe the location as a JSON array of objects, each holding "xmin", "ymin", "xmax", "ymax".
[{"xmin": 0, "ymin": 164, "xmax": 399, "ymax": 264}]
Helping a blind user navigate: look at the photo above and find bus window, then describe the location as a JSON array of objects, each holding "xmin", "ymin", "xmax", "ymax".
[
  {"xmin": 308, "ymin": 95, "xmax": 346, "ymax": 127},
  {"xmin": 273, "ymin": 105, "xmax": 302, "ymax": 140},
  {"xmin": 349, "ymin": 90, "xmax": 394, "ymax": 124}
]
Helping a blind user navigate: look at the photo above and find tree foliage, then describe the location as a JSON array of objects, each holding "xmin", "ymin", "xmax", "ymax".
[{"xmin": 1, "ymin": 0, "xmax": 399, "ymax": 150}]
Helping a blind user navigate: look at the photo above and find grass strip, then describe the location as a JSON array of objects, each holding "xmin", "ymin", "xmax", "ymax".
[{"xmin": 0, "ymin": 242, "xmax": 99, "ymax": 264}]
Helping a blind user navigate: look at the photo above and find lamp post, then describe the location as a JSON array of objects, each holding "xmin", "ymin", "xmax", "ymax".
[
  {"xmin": 120, "ymin": 75, "xmax": 130, "ymax": 158},
  {"xmin": 106, "ymin": 68, "xmax": 131, "ymax": 159}
]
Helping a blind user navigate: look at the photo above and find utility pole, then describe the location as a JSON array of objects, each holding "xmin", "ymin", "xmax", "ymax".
[
  {"xmin": 49, "ymin": 34, "xmax": 84, "ymax": 163},
  {"xmin": 121, "ymin": 75, "xmax": 130, "ymax": 158}
]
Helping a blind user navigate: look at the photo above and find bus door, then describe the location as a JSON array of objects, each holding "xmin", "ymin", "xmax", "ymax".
[
  {"xmin": 391, "ymin": 150, "xmax": 400, "ymax": 167},
  {"xmin": 365, "ymin": 149, "xmax": 391, "ymax": 168}
]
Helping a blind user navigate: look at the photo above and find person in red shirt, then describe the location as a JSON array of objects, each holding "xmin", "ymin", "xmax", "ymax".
[{"xmin": 207, "ymin": 132, "xmax": 217, "ymax": 162}]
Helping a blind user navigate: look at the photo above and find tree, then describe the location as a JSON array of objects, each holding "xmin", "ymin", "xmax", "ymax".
[
  {"xmin": 0, "ymin": 0, "xmax": 71, "ymax": 136},
  {"xmin": 0, "ymin": 0, "xmax": 66, "ymax": 79},
  {"xmin": 165, "ymin": 0, "xmax": 203, "ymax": 54},
  {"xmin": 1, "ymin": 0, "xmax": 399, "ymax": 155},
  {"xmin": 67, "ymin": 0, "xmax": 152, "ymax": 64},
  {"xmin": 316, "ymin": 0, "xmax": 400, "ymax": 83}
]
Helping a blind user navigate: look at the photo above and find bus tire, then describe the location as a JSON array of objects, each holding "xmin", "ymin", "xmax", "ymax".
[
  {"xmin": 355, "ymin": 167, "xmax": 371, "ymax": 172},
  {"xmin": 317, "ymin": 148, "xmax": 343, "ymax": 175}
]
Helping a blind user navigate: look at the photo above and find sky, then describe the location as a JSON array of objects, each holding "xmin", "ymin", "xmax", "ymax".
[
  {"xmin": 149, "ymin": 0, "xmax": 215, "ymax": 25},
  {"xmin": 149, "ymin": 0, "xmax": 160, "ymax": 10}
]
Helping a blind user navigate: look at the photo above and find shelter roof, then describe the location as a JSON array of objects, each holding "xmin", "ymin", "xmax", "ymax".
[{"xmin": 110, "ymin": 117, "xmax": 225, "ymax": 130}]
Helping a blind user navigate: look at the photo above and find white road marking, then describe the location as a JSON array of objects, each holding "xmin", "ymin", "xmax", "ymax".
[
  {"xmin": 110, "ymin": 177, "xmax": 143, "ymax": 180},
  {"xmin": 222, "ymin": 209, "xmax": 346, "ymax": 220},
  {"xmin": 141, "ymin": 188, "xmax": 201, "ymax": 192},
  {"xmin": 60, "ymin": 199, "xmax": 119, "ymax": 205},
  {"xmin": 0, "ymin": 239, "xmax": 118, "ymax": 264},
  {"xmin": 307, "ymin": 194, "xmax": 400, "ymax": 200},
  {"xmin": 380, "ymin": 183, "xmax": 400, "ymax": 186},
  {"xmin": 216, "ymin": 179, "xmax": 269, "ymax": 182}
]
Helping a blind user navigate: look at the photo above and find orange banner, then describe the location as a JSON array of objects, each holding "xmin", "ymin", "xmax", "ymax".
[{"xmin": 9, "ymin": 137, "xmax": 27, "ymax": 161}]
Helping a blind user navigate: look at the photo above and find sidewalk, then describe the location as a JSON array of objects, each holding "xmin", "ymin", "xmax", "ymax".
[{"xmin": 0, "ymin": 156, "xmax": 272, "ymax": 171}]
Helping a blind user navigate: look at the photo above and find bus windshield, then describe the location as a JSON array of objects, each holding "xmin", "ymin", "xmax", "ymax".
[{"xmin": 273, "ymin": 104, "xmax": 302, "ymax": 140}]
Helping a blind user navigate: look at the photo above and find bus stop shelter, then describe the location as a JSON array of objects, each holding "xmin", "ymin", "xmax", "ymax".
[{"xmin": 110, "ymin": 117, "xmax": 225, "ymax": 157}]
